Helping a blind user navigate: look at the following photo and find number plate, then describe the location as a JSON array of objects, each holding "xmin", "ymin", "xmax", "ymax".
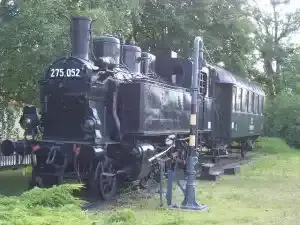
[{"xmin": 50, "ymin": 68, "xmax": 81, "ymax": 78}]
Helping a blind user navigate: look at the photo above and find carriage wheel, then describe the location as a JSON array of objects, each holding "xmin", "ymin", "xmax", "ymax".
[
  {"xmin": 139, "ymin": 172, "xmax": 155, "ymax": 190},
  {"xmin": 247, "ymin": 139, "xmax": 257, "ymax": 151},
  {"xmin": 139, "ymin": 163, "xmax": 160, "ymax": 191},
  {"xmin": 240, "ymin": 141, "xmax": 247, "ymax": 158},
  {"xmin": 93, "ymin": 158, "xmax": 118, "ymax": 201}
]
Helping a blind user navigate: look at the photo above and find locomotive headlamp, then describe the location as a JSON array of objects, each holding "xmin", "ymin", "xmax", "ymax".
[
  {"xmin": 19, "ymin": 106, "xmax": 40, "ymax": 137},
  {"xmin": 25, "ymin": 118, "xmax": 31, "ymax": 124}
]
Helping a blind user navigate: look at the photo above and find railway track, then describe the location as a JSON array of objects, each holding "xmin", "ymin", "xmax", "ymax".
[{"xmin": 81, "ymin": 152, "xmax": 258, "ymax": 212}]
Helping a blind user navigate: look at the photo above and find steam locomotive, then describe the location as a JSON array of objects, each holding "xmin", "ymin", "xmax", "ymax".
[{"xmin": 0, "ymin": 16, "xmax": 265, "ymax": 200}]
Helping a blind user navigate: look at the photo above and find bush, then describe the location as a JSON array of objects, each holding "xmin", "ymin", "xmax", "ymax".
[
  {"xmin": 264, "ymin": 92, "xmax": 300, "ymax": 148},
  {"xmin": 0, "ymin": 184, "xmax": 97, "ymax": 225},
  {"xmin": 20, "ymin": 183, "xmax": 83, "ymax": 208}
]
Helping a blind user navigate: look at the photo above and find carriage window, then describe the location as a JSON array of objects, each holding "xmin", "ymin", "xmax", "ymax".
[
  {"xmin": 260, "ymin": 96, "xmax": 264, "ymax": 114},
  {"xmin": 236, "ymin": 87, "xmax": 241, "ymax": 111},
  {"xmin": 248, "ymin": 91, "xmax": 253, "ymax": 113},
  {"xmin": 240, "ymin": 88, "xmax": 243, "ymax": 112},
  {"xmin": 253, "ymin": 94, "xmax": 258, "ymax": 114},
  {"xmin": 241, "ymin": 89, "xmax": 247, "ymax": 112},
  {"xmin": 199, "ymin": 72, "xmax": 207, "ymax": 96},
  {"xmin": 256, "ymin": 94, "xmax": 259, "ymax": 114},
  {"xmin": 245, "ymin": 91, "xmax": 249, "ymax": 112},
  {"xmin": 257, "ymin": 95, "xmax": 260, "ymax": 114},
  {"xmin": 232, "ymin": 86, "xmax": 237, "ymax": 112},
  {"xmin": 252, "ymin": 92, "xmax": 255, "ymax": 113},
  {"xmin": 208, "ymin": 69, "xmax": 214, "ymax": 97}
]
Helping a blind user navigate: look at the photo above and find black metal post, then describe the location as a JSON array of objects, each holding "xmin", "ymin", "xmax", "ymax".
[{"xmin": 181, "ymin": 36, "xmax": 208, "ymax": 211}]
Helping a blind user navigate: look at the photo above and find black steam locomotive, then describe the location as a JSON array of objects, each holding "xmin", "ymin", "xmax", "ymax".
[{"xmin": 0, "ymin": 16, "xmax": 265, "ymax": 200}]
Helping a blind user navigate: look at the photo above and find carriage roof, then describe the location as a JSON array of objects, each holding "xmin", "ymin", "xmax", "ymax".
[{"xmin": 211, "ymin": 66, "xmax": 265, "ymax": 96}]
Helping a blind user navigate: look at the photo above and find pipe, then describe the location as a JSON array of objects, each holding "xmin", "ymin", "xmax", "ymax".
[
  {"xmin": 71, "ymin": 16, "xmax": 92, "ymax": 60},
  {"xmin": 180, "ymin": 36, "xmax": 207, "ymax": 211},
  {"xmin": 148, "ymin": 145, "xmax": 174, "ymax": 162},
  {"xmin": 112, "ymin": 86, "xmax": 121, "ymax": 141},
  {"xmin": 188, "ymin": 36, "xmax": 204, "ymax": 156}
]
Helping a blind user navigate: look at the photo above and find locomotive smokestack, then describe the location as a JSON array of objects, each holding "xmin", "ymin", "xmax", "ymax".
[{"xmin": 71, "ymin": 16, "xmax": 92, "ymax": 60}]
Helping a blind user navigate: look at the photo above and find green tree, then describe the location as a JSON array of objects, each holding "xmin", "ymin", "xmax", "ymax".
[
  {"xmin": 251, "ymin": 0, "xmax": 300, "ymax": 97},
  {"xmin": 135, "ymin": 0, "xmax": 255, "ymax": 76},
  {"xmin": 0, "ymin": 0, "xmax": 141, "ymax": 106}
]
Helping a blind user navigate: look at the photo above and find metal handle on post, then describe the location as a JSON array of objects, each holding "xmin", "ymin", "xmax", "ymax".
[
  {"xmin": 192, "ymin": 37, "xmax": 204, "ymax": 88},
  {"xmin": 192, "ymin": 37, "xmax": 204, "ymax": 91}
]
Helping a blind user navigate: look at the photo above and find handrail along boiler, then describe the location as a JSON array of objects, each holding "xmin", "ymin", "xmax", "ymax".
[{"xmin": 0, "ymin": 16, "xmax": 265, "ymax": 200}]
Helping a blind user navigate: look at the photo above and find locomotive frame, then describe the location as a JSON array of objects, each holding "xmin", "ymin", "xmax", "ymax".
[{"xmin": 0, "ymin": 16, "xmax": 265, "ymax": 201}]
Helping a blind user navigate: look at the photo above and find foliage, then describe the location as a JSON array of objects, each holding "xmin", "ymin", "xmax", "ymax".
[
  {"xmin": 250, "ymin": 0, "xmax": 300, "ymax": 97},
  {"xmin": 105, "ymin": 209, "xmax": 137, "ymax": 225},
  {"xmin": 0, "ymin": 0, "xmax": 260, "ymax": 109},
  {"xmin": 0, "ymin": 102, "xmax": 22, "ymax": 140},
  {"xmin": 279, "ymin": 49, "xmax": 300, "ymax": 93},
  {"xmin": 264, "ymin": 91, "xmax": 300, "ymax": 148},
  {"xmin": 135, "ymin": 0, "xmax": 255, "ymax": 76},
  {"xmin": 0, "ymin": 0, "xmax": 139, "ymax": 107},
  {"xmin": 0, "ymin": 184, "xmax": 96, "ymax": 225},
  {"xmin": 19, "ymin": 184, "xmax": 84, "ymax": 208}
]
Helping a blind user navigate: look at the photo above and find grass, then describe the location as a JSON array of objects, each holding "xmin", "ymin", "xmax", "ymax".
[
  {"xmin": 0, "ymin": 137, "xmax": 300, "ymax": 225},
  {"xmin": 0, "ymin": 168, "xmax": 30, "ymax": 196},
  {"xmin": 91, "ymin": 137, "xmax": 300, "ymax": 225}
]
